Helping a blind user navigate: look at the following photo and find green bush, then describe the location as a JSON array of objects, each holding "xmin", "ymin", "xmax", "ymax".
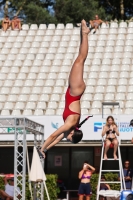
[
  {"xmin": 0, "ymin": 174, "xmax": 60, "ymax": 200},
  {"xmin": 91, "ymin": 173, "xmax": 120, "ymax": 200}
]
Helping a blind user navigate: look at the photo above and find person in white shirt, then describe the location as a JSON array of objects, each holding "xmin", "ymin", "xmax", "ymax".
[{"xmin": 0, "ymin": 177, "xmax": 20, "ymax": 200}]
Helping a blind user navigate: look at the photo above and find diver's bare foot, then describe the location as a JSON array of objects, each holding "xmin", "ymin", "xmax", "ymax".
[
  {"xmin": 114, "ymin": 154, "xmax": 117, "ymax": 160},
  {"xmin": 81, "ymin": 19, "xmax": 90, "ymax": 34},
  {"xmin": 40, "ymin": 149, "xmax": 46, "ymax": 158},
  {"xmin": 37, "ymin": 146, "xmax": 46, "ymax": 159},
  {"xmin": 104, "ymin": 154, "xmax": 108, "ymax": 160}
]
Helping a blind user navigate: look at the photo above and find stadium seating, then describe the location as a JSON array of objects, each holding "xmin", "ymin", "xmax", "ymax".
[{"xmin": 0, "ymin": 22, "xmax": 133, "ymax": 115}]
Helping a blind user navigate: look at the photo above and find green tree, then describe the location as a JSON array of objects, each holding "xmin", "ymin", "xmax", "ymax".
[
  {"xmin": 54, "ymin": 0, "xmax": 107, "ymax": 25},
  {"xmin": 100, "ymin": 0, "xmax": 133, "ymax": 20}
]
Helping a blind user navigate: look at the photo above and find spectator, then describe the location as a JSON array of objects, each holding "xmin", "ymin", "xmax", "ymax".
[
  {"xmin": 89, "ymin": 15, "xmax": 108, "ymax": 34},
  {"xmin": 2, "ymin": 16, "xmax": 11, "ymax": 32},
  {"xmin": 78, "ymin": 161, "xmax": 95, "ymax": 200},
  {"xmin": 102, "ymin": 116, "xmax": 119, "ymax": 160},
  {"xmin": 11, "ymin": 16, "xmax": 21, "ymax": 30},
  {"xmin": 118, "ymin": 160, "xmax": 133, "ymax": 190},
  {"xmin": 0, "ymin": 177, "xmax": 20, "ymax": 200}
]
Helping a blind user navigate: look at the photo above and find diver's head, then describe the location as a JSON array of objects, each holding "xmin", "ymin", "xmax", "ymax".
[{"xmin": 67, "ymin": 128, "xmax": 83, "ymax": 143}]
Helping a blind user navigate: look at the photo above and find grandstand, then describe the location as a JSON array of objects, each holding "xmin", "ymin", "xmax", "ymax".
[{"xmin": 0, "ymin": 21, "xmax": 133, "ymax": 116}]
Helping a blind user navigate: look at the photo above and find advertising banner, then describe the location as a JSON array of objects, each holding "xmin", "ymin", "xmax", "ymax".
[{"xmin": 0, "ymin": 115, "xmax": 133, "ymax": 141}]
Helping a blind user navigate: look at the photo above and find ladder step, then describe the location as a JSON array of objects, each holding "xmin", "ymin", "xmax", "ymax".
[
  {"xmin": 102, "ymin": 159, "xmax": 119, "ymax": 160},
  {"xmin": 101, "ymin": 170, "xmax": 120, "ymax": 172},
  {"xmin": 100, "ymin": 181, "xmax": 121, "ymax": 183}
]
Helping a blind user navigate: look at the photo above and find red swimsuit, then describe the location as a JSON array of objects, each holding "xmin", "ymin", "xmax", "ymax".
[{"xmin": 63, "ymin": 87, "xmax": 82, "ymax": 122}]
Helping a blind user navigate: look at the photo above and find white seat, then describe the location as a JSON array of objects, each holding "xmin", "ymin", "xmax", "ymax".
[
  {"xmin": 20, "ymin": 66, "xmax": 29, "ymax": 73},
  {"xmin": 18, "ymin": 95, "xmax": 28, "ymax": 102},
  {"xmin": 0, "ymin": 87, "xmax": 10, "ymax": 95},
  {"xmin": 29, "ymin": 94, "xmax": 38, "ymax": 102},
  {"xmin": 11, "ymin": 87, "xmax": 21, "ymax": 94},
  {"xmin": 4, "ymin": 102, "xmax": 14, "ymax": 110},
  {"xmin": 30, "ymin": 66, "xmax": 39, "ymax": 73},
  {"xmin": 123, "ymin": 52, "xmax": 132, "ymax": 58},
  {"xmin": 55, "ymin": 80, "xmax": 65, "ymax": 86},
  {"xmin": 16, "ymin": 54, "xmax": 26, "ymax": 61},
  {"xmin": 118, "ymin": 28, "xmax": 126, "ymax": 34},
  {"xmin": 103, "ymin": 108, "xmax": 112, "ymax": 115},
  {"xmin": 34, "ymin": 109, "xmax": 44, "ymax": 116},
  {"xmin": 128, "ymin": 85, "xmax": 133, "ymax": 92},
  {"xmin": 36, "ymin": 54, "xmax": 45, "ymax": 60},
  {"xmin": 25, "ymin": 102, "xmax": 36, "ymax": 110},
  {"xmin": 109, "ymin": 28, "xmax": 117, "ymax": 34},
  {"xmin": 11, "ymin": 109, "xmax": 21, "ymax": 116},
  {"xmin": 52, "ymin": 35, "xmax": 61, "ymax": 42},
  {"xmin": 1, "ymin": 67, "xmax": 10, "ymax": 73},
  {"xmin": 19, "ymin": 48, "xmax": 29, "ymax": 54},
  {"xmin": 32, "ymin": 87, "xmax": 41, "ymax": 94},
  {"xmin": 37, "ymin": 72, "xmax": 47, "ymax": 79},
  {"xmin": 112, "ymin": 108, "xmax": 123, "ymax": 115},
  {"xmin": 47, "ymin": 102, "xmax": 58, "ymax": 109},
  {"xmin": 124, "ymin": 109, "xmax": 133, "ymax": 115},
  {"xmin": 82, "ymin": 93, "xmax": 93, "ymax": 101},
  {"xmin": 128, "ymin": 22, "xmax": 133, "ymax": 28},
  {"xmin": 125, "ymin": 101, "xmax": 133, "ymax": 108},
  {"xmin": 119, "ymin": 72, "xmax": 128, "ymax": 78},
  {"xmin": 27, "ymin": 30, "xmax": 36, "ymax": 36},
  {"xmin": 3, "ymin": 80, "xmax": 13, "ymax": 87},
  {"xmin": 25, "ymin": 36, "xmax": 34, "ymax": 42},
  {"xmin": 27, "ymin": 73, "xmax": 37, "ymax": 79},
  {"xmin": 89, "ymin": 108, "xmax": 100, "ymax": 115},
  {"xmin": 34, "ymin": 36, "xmax": 43, "ymax": 42},
  {"xmin": 104, "ymin": 93, "xmax": 115, "ymax": 101},
  {"xmin": 115, "ymin": 46, "xmax": 123, "ymax": 52},
  {"xmin": 97, "ymin": 79, "xmax": 107, "ymax": 85},
  {"xmin": 58, "ymin": 101, "xmax": 65, "ymax": 108},
  {"xmin": 30, "ymin": 24, "xmax": 38, "ymax": 30},
  {"xmin": 21, "ymin": 87, "xmax": 31, "ymax": 94},
  {"xmin": 36, "ymin": 102, "xmax": 46, "ymax": 109},
  {"xmin": 22, "ymin": 109, "xmax": 33, "ymax": 115},
  {"xmin": 88, "ymin": 72, "xmax": 98, "ymax": 79},
  {"xmin": 111, "ymin": 65, "xmax": 120, "ymax": 72},
  {"xmin": 102, "ymin": 58, "xmax": 111, "ymax": 65},
  {"xmin": 13, "ymin": 41, "xmax": 22, "ymax": 48},
  {"xmin": 92, "ymin": 101, "xmax": 101, "ymax": 108},
  {"xmin": 1, "ymin": 110, "xmax": 10, "ymax": 115},
  {"xmin": 43, "ymin": 35, "xmax": 52, "ymax": 42},
  {"xmin": 109, "ymin": 72, "xmax": 118, "ymax": 79},
  {"xmin": 93, "ymin": 94, "xmax": 103, "ymax": 101},
  {"xmin": 58, "ymin": 73, "xmax": 67, "ymax": 79},
  {"xmin": 129, "ymin": 78, "xmax": 133, "ymax": 85},
  {"xmin": 64, "ymin": 29, "xmax": 72, "ymax": 35},
  {"xmin": 110, "ymin": 22, "xmax": 118, "ymax": 28},
  {"xmin": 117, "ymin": 85, "xmax": 126, "ymax": 93},
  {"xmin": 85, "ymin": 86, "xmax": 95, "ymax": 93},
  {"xmin": 45, "ymin": 54, "xmax": 54, "ymax": 60},
  {"xmin": 0, "ymin": 95, "xmax": 6, "ymax": 102},
  {"xmin": 31, "ymin": 41, "xmax": 40, "ymax": 48},
  {"xmin": 103, "ymin": 52, "xmax": 112, "ymax": 59},
  {"xmin": 50, "ymin": 94, "xmax": 60, "ymax": 101},
  {"xmin": 92, "ymin": 58, "xmax": 101, "ymax": 65},
  {"xmin": 81, "ymin": 101, "xmax": 90, "ymax": 109},
  {"xmin": 112, "ymin": 58, "xmax": 121, "ymax": 65},
  {"xmin": 119, "ymin": 22, "xmax": 127, "ymax": 28},
  {"xmin": 95, "ymin": 86, "xmax": 105, "ymax": 93},
  {"xmin": 54, "ymin": 30, "xmax": 63, "ymax": 36},
  {"xmin": 57, "ymin": 23, "xmax": 65, "ymax": 29},
  {"xmin": 65, "ymin": 23, "xmax": 73, "ymax": 29},
  {"xmin": 38, "ymin": 48, "xmax": 48, "ymax": 54},
  {"xmin": 56, "ymin": 109, "xmax": 64, "ymax": 115},
  {"xmin": 47, "ymin": 73, "xmax": 57, "ymax": 80},
  {"xmin": 99, "ymin": 72, "xmax": 108, "ymax": 79},
  {"xmin": 127, "ymin": 93, "xmax": 133, "ymax": 100},
  {"xmin": 116, "ymin": 40, "xmax": 124, "ymax": 46},
  {"xmin": 52, "ymin": 87, "xmax": 62, "ymax": 94},
  {"xmin": 45, "ymin": 109, "xmax": 55, "ymax": 115},
  {"xmin": 36, "ymin": 30, "xmax": 45, "ymax": 36},
  {"xmin": 34, "ymin": 80, "xmax": 44, "ymax": 87},
  {"xmin": 42, "ymin": 87, "xmax": 52, "ymax": 94},
  {"xmin": 122, "ymin": 58, "xmax": 131, "ymax": 65},
  {"xmin": 45, "ymin": 80, "xmax": 55, "ymax": 86},
  {"xmin": 126, "ymin": 34, "xmax": 133, "ymax": 40},
  {"xmin": 127, "ymin": 28, "xmax": 133, "ymax": 34},
  {"xmin": 22, "ymin": 24, "xmax": 29, "ymax": 30},
  {"xmin": 55, "ymin": 53, "xmax": 64, "ymax": 60},
  {"xmin": 14, "ymin": 102, "xmax": 25, "ymax": 110},
  {"xmin": 39, "ymin": 24, "xmax": 47, "ymax": 30},
  {"xmin": 39, "ymin": 94, "xmax": 49, "ymax": 102},
  {"xmin": 17, "ymin": 73, "xmax": 26, "ymax": 80},
  {"xmin": 26, "ymin": 54, "xmax": 35, "ymax": 60},
  {"xmin": 100, "ymin": 65, "xmax": 110, "ymax": 72},
  {"xmin": 104, "ymin": 46, "xmax": 113, "ymax": 52},
  {"xmin": 86, "ymin": 79, "xmax": 96, "ymax": 86},
  {"xmin": 106, "ymin": 86, "xmax": 115, "ymax": 93},
  {"xmin": 7, "ymin": 73, "xmax": 17, "ymax": 80},
  {"xmin": 118, "ymin": 78, "xmax": 128, "ymax": 85},
  {"xmin": 115, "ymin": 93, "xmax": 125, "ymax": 100},
  {"xmin": 18, "ymin": 30, "xmax": 27, "ymax": 36},
  {"xmin": 117, "ymin": 34, "xmax": 125, "ymax": 40},
  {"xmin": 113, "ymin": 52, "xmax": 122, "ymax": 59}
]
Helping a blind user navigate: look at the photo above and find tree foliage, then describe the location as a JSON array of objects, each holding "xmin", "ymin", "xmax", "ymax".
[
  {"xmin": 54, "ymin": 0, "xmax": 107, "ymax": 25},
  {"xmin": 100, "ymin": 0, "xmax": 133, "ymax": 20}
]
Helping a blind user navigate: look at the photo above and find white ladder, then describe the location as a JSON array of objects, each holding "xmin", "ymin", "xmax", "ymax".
[{"xmin": 96, "ymin": 142, "xmax": 125, "ymax": 200}]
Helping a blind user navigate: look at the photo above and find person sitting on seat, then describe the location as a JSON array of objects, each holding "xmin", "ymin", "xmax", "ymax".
[
  {"xmin": 2, "ymin": 16, "xmax": 11, "ymax": 32},
  {"xmin": 11, "ymin": 16, "xmax": 21, "ymax": 30},
  {"xmin": 89, "ymin": 15, "xmax": 108, "ymax": 34},
  {"xmin": 102, "ymin": 116, "xmax": 119, "ymax": 160},
  {"xmin": 0, "ymin": 177, "xmax": 20, "ymax": 200}
]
